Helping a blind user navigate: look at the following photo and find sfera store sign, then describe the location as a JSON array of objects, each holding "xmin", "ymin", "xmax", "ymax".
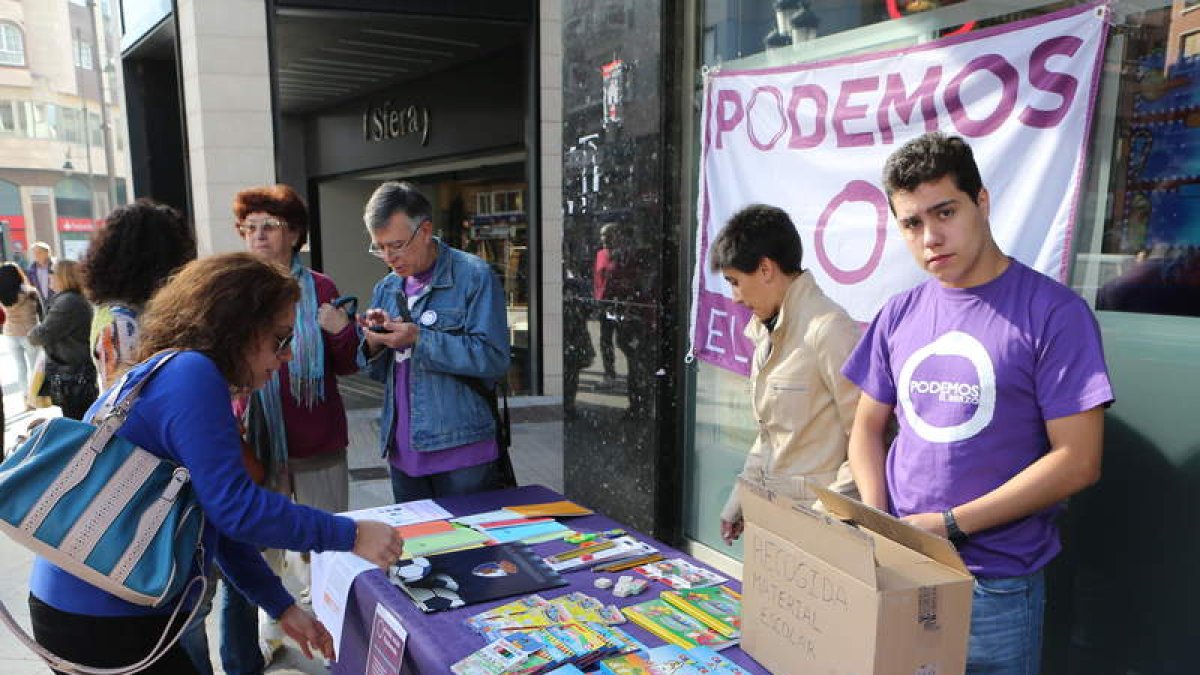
[{"xmin": 363, "ymin": 100, "xmax": 431, "ymax": 145}]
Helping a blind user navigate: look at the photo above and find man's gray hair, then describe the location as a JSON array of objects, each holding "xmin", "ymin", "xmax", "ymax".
[{"xmin": 363, "ymin": 181, "xmax": 432, "ymax": 232}]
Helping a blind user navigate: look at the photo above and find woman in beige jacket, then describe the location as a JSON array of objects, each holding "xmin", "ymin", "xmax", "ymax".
[
  {"xmin": 709, "ymin": 205, "xmax": 862, "ymax": 545},
  {"xmin": 0, "ymin": 262, "xmax": 43, "ymax": 405}
]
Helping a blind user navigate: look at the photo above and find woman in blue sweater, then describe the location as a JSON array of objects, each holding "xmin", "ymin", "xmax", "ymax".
[{"xmin": 27, "ymin": 253, "xmax": 405, "ymax": 674}]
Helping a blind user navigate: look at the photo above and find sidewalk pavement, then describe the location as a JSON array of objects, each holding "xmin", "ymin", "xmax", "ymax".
[{"xmin": 0, "ymin": 347, "xmax": 566, "ymax": 674}]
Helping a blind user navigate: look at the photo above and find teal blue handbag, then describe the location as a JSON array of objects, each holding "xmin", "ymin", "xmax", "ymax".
[{"xmin": 0, "ymin": 351, "xmax": 208, "ymax": 673}]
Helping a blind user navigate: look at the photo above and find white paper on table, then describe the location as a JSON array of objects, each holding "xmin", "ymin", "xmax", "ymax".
[
  {"xmin": 449, "ymin": 509, "xmax": 522, "ymax": 527},
  {"xmin": 342, "ymin": 499, "xmax": 453, "ymax": 527},
  {"xmin": 311, "ymin": 550, "xmax": 377, "ymax": 655}
]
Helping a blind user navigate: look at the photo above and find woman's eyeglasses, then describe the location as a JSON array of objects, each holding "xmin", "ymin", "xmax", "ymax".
[
  {"xmin": 237, "ymin": 217, "xmax": 287, "ymax": 236},
  {"xmin": 274, "ymin": 331, "xmax": 294, "ymax": 356},
  {"xmin": 367, "ymin": 223, "xmax": 424, "ymax": 259}
]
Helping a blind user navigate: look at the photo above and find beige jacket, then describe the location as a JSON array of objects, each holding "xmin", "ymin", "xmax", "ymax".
[
  {"xmin": 2, "ymin": 286, "xmax": 40, "ymax": 337},
  {"xmin": 721, "ymin": 272, "xmax": 862, "ymax": 523}
]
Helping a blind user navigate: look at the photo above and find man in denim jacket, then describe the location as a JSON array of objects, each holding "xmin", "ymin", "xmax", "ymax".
[{"xmin": 360, "ymin": 181, "xmax": 511, "ymax": 502}]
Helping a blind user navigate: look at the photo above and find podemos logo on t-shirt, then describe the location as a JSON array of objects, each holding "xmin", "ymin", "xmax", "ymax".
[{"xmin": 897, "ymin": 331, "xmax": 997, "ymax": 444}]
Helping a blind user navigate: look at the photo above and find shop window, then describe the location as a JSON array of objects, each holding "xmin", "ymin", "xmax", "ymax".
[
  {"xmin": 0, "ymin": 23, "xmax": 25, "ymax": 67},
  {"xmin": 687, "ymin": 0, "xmax": 1200, "ymax": 592}
]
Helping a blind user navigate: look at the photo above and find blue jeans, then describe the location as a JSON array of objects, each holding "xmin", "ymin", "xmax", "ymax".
[
  {"xmin": 967, "ymin": 570, "xmax": 1046, "ymax": 675},
  {"xmin": 180, "ymin": 576, "xmax": 264, "ymax": 675},
  {"xmin": 388, "ymin": 459, "xmax": 502, "ymax": 502},
  {"xmin": 219, "ymin": 581, "xmax": 264, "ymax": 675}
]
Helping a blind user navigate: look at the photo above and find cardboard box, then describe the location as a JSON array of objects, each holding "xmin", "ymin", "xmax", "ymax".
[{"xmin": 738, "ymin": 478, "xmax": 973, "ymax": 675}]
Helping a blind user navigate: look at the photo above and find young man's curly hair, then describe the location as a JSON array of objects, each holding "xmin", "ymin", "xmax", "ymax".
[
  {"xmin": 882, "ymin": 131, "xmax": 984, "ymax": 209},
  {"xmin": 82, "ymin": 200, "xmax": 197, "ymax": 306},
  {"xmin": 138, "ymin": 253, "xmax": 299, "ymax": 387}
]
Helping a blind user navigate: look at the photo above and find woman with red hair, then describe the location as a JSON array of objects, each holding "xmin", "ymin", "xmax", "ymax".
[{"xmin": 187, "ymin": 185, "xmax": 360, "ymax": 674}]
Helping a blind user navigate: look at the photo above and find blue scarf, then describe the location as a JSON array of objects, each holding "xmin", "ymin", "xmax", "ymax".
[{"xmin": 257, "ymin": 254, "xmax": 325, "ymax": 480}]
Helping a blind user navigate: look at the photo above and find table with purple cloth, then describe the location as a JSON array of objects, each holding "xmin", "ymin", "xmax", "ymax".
[{"xmin": 331, "ymin": 484, "xmax": 769, "ymax": 674}]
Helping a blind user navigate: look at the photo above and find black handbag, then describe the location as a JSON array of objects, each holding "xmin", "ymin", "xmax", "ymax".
[{"xmin": 44, "ymin": 359, "xmax": 97, "ymax": 407}]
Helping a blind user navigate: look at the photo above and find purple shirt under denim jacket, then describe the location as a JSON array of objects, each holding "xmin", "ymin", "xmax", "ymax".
[{"xmin": 360, "ymin": 238, "xmax": 510, "ymax": 471}]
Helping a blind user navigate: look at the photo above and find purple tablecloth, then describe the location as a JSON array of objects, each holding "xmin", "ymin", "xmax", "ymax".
[{"xmin": 331, "ymin": 485, "xmax": 769, "ymax": 674}]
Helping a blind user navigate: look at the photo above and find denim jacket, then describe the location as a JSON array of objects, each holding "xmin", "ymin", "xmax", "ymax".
[{"xmin": 361, "ymin": 239, "xmax": 510, "ymax": 455}]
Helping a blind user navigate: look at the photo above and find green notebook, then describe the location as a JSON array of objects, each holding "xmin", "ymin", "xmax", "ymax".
[{"xmin": 401, "ymin": 524, "xmax": 491, "ymax": 558}]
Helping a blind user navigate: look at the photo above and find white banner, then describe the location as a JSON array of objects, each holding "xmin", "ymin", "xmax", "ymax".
[{"xmin": 692, "ymin": 3, "xmax": 1109, "ymax": 375}]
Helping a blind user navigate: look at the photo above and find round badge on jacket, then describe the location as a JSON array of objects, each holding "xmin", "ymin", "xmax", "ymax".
[{"xmin": 419, "ymin": 310, "xmax": 437, "ymax": 326}]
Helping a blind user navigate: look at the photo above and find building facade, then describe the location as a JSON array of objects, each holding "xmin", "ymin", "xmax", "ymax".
[
  {"xmin": 119, "ymin": 1, "xmax": 1199, "ymax": 670},
  {"xmin": 0, "ymin": 0, "xmax": 131, "ymax": 263}
]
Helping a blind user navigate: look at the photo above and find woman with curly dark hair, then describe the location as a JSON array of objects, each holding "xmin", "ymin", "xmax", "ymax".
[{"xmin": 82, "ymin": 200, "xmax": 197, "ymax": 389}]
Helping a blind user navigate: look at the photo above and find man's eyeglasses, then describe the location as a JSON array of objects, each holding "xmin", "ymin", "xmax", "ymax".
[
  {"xmin": 367, "ymin": 223, "xmax": 425, "ymax": 259},
  {"xmin": 274, "ymin": 331, "xmax": 294, "ymax": 357},
  {"xmin": 237, "ymin": 217, "xmax": 287, "ymax": 236}
]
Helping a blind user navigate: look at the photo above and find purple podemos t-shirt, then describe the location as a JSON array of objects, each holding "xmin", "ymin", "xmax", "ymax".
[{"xmin": 842, "ymin": 260, "xmax": 1114, "ymax": 578}]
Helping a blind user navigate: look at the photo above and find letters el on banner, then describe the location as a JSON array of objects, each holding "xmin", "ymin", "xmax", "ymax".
[{"xmin": 692, "ymin": 3, "xmax": 1109, "ymax": 376}]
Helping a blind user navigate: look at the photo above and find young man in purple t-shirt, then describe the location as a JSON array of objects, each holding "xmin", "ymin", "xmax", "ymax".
[{"xmin": 841, "ymin": 132, "xmax": 1114, "ymax": 674}]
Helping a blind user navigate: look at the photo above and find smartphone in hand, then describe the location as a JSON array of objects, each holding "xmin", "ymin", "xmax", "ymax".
[{"xmin": 364, "ymin": 308, "xmax": 393, "ymax": 334}]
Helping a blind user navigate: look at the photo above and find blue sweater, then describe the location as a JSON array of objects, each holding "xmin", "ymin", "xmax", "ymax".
[{"xmin": 29, "ymin": 351, "xmax": 358, "ymax": 618}]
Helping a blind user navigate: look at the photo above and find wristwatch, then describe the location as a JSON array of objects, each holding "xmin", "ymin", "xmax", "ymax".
[{"xmin": 943, "ymin": 509, "xmax": 968, "ymax": 546}]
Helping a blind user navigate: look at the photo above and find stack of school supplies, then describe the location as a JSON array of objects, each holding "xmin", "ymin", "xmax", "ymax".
[
  {"xmin": 633, "ymin": 558, "xmax": 727, "ymax": 589},
  {"xmin": 659, "ymin": 586, "xmax": 741, "ymax": 638},
  {"xmin": 622, "ymin": 597, "xmax": 738, "ymax": 651},
  {"xmin": 467, "ymin": 592, "xmax": 626, "ymax": 638},
  {"xmin": 395, "ymin": 520, "xmax": 492, "ymax": 559},
  {"xmin": 455, "ymin": 621, "xmax": 646, "ymax": 673},
  {"xmin": 453, "ymin": 510, "xmax": 574, "ymax": 545},
  {"xmin": 598, "ymin": 644, "xmax": 751, "ymax": 674},
  {"xmin": 543, "ymin": 536, "xmax": 658, "ymax": 573},
  {"xmin": 451, "ymin": 634, "xmax": 543, "ymax": 675}
]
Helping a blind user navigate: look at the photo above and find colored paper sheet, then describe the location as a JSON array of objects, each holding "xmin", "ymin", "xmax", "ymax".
[
  {"xmin": 485, "ymin": 520, "xmax": 571, "ymax": 544},
  {"xmin": 396, "ymin": 519, "xmax": 455, "ymax": 539},
  {"xmin": 506, "ymin": 500, "xmax": 594, "ymax": 518},
  {"xmin": 401, "ymin": 526, "xmax": 492, "ymax": 559},
  {"xmin": 452, "ymin": 509, "xmax": 523, "ymax": 527}
]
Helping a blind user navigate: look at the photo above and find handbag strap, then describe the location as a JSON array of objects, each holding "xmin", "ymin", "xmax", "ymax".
[
  {"xmin": 0, "ymin": 557, "xmax": 208, "ymax": 675},
  {"xmin": 87, "ymin": 350, "xmax": 183, "ymax": 456}
]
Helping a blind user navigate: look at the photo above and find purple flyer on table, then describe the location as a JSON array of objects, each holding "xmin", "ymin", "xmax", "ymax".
[{"xmin": 365, "ymin": 604, "xmax": 407, "ymax": 675}]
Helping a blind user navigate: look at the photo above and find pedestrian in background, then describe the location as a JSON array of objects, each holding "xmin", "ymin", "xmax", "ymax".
[
  {"xmin": 592, "ymin": 222, "xmax": 621, "ymax": 389},
  {"xmin": 27, "ymin": 253, "xmax": 404, "ymax": 675},
  {"xmin": 26, "ymin": 241, "xmax": 54, "ymax": 301},
  {"xmin": 82, "ymin": 200, "xmax": 197, "ymax": 390},
  {"xmin": 0, "ymin": 262, "xmax": 42, "ymax": 407},
  {"xmin": 28, "ymin": 260, "xmax": 96, "ymax": 419}
]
